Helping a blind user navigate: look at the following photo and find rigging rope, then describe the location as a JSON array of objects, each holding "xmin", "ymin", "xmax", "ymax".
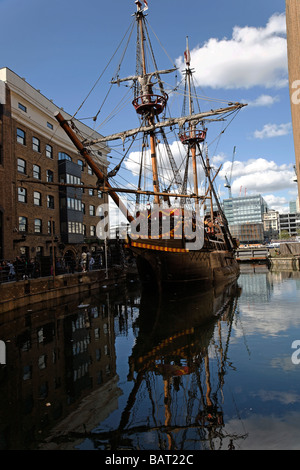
[
  {"xmin": 71, "ymin": 18, "xmax": 136, "ymax": 121},
  {"xmin": 107, "ymin": 115, "xmax": 148, "ymax": 178}
]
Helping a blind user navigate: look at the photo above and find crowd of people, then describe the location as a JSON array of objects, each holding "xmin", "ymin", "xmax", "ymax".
[
  {"xmin": 0, "ymin": 253, "xmax": 99, "ymax": 283},
  {"xmin": 0, "ymin": 242, "xmax": 128, "ymax": 284},
  {"xmin": 0, "ymin": 257, "xmax": 41, "ymax": 282}
]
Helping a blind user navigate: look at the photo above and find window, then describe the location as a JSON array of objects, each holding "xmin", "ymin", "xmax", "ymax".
[
  {"xmin": 48, "ymin": 220, "xmax": 55, "ymax": 234},
  {"xmin": 58, "ymin": 152, "xmax": 72, "ymax": 161},
  {"xmin": 78, "ymin": 159, "xmax": 84, "ymax": 171},
  {"xmin": 98, "ymin": 190, "xmax": 102, "ymax": 198},
  {"xmin": 17, "ymin": 128, "xmax": 26, "ymax": 145},
  {"xmin": 36, "ymin": 246, "xmax": 43, "ymax": 257},
  {"xmin": 68, "ymin": 221, "xmax": 83, "ymax": 234},
  {"xmin": 38, "ymin": 355, "xmax": 47, "ymax": 369},
  {"xmin": 67, "ymin": 197, "xmax": 82, "ymax": 211},
  {"xmin": 23, "ymin": 365, "xmax": 32, "ymax": 380},
  {"xmin": 34, "ymin": 218, "xmax": 42, "ymax": 233},
  {"xmin": 82, "ymin": 202, "xmax": 85, "ymax": 214},
  {"xmin": 33, "ymin": 164, "xmax": 41, "ymax": 179},
  {"xmin": 66, "ymin": 174, "xmax": 81, "ymax": 185},
  {"xmin": 18, "ymin": 102, "xmax": 27, "ymax": 112},
  {"xmin": 19, "ymin": 216, "xmax": 28, "ymax": 232},
  {"xmin": 89, "ymin": 189, "xmax": 94, "ymax": 196},
  {"xmin": 89, "ymin": 205, "xmax": 95, "ymax": 216},
  {"xmin": 34, "ymin": 191, "xmax": 41, "ymax": 206},
  {"xmin": 88, "ymin": 165, "xmax": 93, "ymax": 175},
  {"xmin": 47, "ymin": 122, "xmax": 53, "ymax": 130},
  {"xmin": 46, "ymin": 170, "xmax": 54, "ymax": 182},
  {"xmin": 90, "ymin": 225, "xmax": 96, "ymax": 236},
  {"xmin": 46, "ymin": 144, "xmax": 53, "ymax": 159},
  {"xmin": 47, "ymin": 195, "xmax": 54, "ymax": 209},
  {"xmin": 17, "ymin": 158, "xmax": 26, "ymax": 174},
  {"xmin": 18, "ymin": 187, "xmax": 27, "ymax": 203},
  {"xmin": 32, "ymin": 137, "xmax": 40, "ymax": 152}
]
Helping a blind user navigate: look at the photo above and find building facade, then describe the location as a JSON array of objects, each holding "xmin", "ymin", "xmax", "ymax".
[
  {"xmin": 229, "ymin": 223, "xmax": 264, "ymax": 245},
  {"xmin": 263, "ymin": 210, "xmax": 280, "ymax": 240},
  {"xmin": 286, "ymin": 0, "xmax": 300, "ymax": 208},
  {"xmin": 279, "ymin": 212, "xmax": 300, "ymax": 237},
  {"xmin": 0, "ymin": 68, "xmax": 110, "ymax": 269},
  {"xmin": 223, "ymin": 195, "xmax": 268, "ymax": 243}
]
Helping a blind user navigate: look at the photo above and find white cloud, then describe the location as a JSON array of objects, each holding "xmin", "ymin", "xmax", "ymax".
[
  {"xmin": 263, "ymin": 194, "xmax": 289, "ymax": 213},
  {"xmin": 210, "ymin": 153, "xmax": 226, "ymax": 166},
  {"xmin": 219, "ymin": 158, "xmax": 296, "ymax": 197},
  {"xmin": 176, "ymin": 13, "xmax": 287, "ymax": 89},
  {"xmin": 245, "ymin": 94, "xmax": 280, "ymax": 107},
  {"xmin": 125, "ymin": 140, "xmax": 186, "ymax": 181},
  {"xmin": 254, "ymin": 123, "xmax": 292, "ymax": 139},
  {"xmin": 227, "ymin": 412, "xmax": 300, "ymax": 450}
]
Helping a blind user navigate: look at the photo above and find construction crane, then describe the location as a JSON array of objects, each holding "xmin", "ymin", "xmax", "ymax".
[{"xmin": 224, "ymin": 146, "xmax": 236, "ymax": 198}]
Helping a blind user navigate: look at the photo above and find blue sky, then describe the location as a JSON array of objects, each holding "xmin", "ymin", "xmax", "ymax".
[{"xmin": 1, "ymin": 0, "xmax": 296, "ymax": 213}]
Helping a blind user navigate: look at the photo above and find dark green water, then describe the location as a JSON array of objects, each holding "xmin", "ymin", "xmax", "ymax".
[{"xmin": 1, "ymin": 266, "xmax": 300, "ymax": 451}]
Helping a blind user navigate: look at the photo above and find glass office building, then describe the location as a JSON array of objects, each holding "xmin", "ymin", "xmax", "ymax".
[
  {"xmin": 223, "ymin": 195, "xmax": 268, "ymax": 225},
  {"xmin": 223, "ymin": 195, "xmax": 268, "ymax": 243}
]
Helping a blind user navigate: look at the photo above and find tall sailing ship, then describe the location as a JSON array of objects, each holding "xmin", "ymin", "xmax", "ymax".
[{"xmin": 55, "ymin": 0, "xmax": 246, "ymax": 286}]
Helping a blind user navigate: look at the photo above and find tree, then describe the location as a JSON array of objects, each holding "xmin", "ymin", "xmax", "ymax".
[{"xmin": 279, "ymin": 230, "xmax": 290, "ymax": 240}]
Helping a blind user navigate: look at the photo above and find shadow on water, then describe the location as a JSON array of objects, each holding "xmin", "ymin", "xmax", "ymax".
[{"xmin": 0, "ymin": 278, "xmax": 248, "ymax": 450}]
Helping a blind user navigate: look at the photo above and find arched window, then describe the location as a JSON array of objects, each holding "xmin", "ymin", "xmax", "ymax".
[{"xmin": 58, "ymin": 152, "xmax": 72, "ymax": 161}]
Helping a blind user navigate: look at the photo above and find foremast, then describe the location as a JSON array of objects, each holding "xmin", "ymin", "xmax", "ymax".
[
  {"xmin": 133, "ymin": 0, "xmax": 167, "ymax": 205},
  {"xmin": 182, "ymin": 37, "xmax": 203, "ymax": 207}
]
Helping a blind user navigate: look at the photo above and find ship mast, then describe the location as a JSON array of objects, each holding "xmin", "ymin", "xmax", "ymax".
[
  {"xmin": 185, "ymin": 37, "xmax": 199, "ymax": 206},
  {"xmin": 134, "ymin": 0, "xmax": 163, "ymax": 204},
  {"xmin": 179, "ymin": 38, "xmax": 208, "ymax": 211}
]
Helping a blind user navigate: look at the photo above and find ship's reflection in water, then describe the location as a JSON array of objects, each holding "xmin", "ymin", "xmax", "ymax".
[
  {"xmin": 0, "ymin": 277, "xmax": 247, "ymax": 451},
  {"xmin": 116, "ymin": 281, "xmax": 245, "ymax": 451}
]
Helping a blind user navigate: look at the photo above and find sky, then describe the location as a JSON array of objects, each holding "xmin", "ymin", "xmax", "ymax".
[{"xmin": 0, "ymin": 0, "xmax": 297, "ymax": 213}]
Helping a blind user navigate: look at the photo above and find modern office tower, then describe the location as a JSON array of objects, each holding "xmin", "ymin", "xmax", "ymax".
[
  {"xmin": 289, "ymin": 201, "xmax": 297, "ymax": 213},
  {"xmin": 223, "ymin": 194, "xmax": 268, "ymax": 243}
]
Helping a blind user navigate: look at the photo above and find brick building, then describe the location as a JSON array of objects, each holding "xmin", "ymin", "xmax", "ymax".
[
  {"xmin": 286, "ymin": 0, "xmax": 300, "ymax": 207},
  {"xmin": 0, "ymin": 67, "xmax": 110, "ymax": 270}
]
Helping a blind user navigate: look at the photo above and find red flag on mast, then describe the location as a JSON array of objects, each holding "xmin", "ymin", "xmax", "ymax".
[
  {"xmin": 135, "ymin": 0, "xmax": 148, "ymax": 10},
  {"xmin": 184, "ymin": 50, "xmax": 191, "ymax": 66},
  {"xmin": 184, "ymin": 37, "xmax": 191, "ymax": 66}
]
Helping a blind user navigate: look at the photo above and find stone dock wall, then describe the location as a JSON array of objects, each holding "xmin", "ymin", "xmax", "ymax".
[
  {"xmin": 0, "ymin": 267, "xmax": 127, "ymax": 314},
  {"xmin": 269, "ymin": 242, "xmax": 300, "ymax": 271}
]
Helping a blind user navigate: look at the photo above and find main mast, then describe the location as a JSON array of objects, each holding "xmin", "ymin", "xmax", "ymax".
[
  {"xmin": 134, "ymin": 0, "xmax": 167, "ymax": 205},
  {"xmin": 185, "ymin": 37, "xmax": 200, "ymax": 206}
]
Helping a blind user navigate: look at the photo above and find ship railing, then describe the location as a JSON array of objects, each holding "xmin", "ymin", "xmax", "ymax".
[{"xmin": 132, "ymin": 92, "xmax": 168, "ymax": 115}]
